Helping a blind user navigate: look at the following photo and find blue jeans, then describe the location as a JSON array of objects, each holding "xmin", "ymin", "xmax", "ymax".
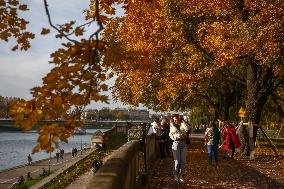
[
  {"xmin": 172, "ymin": 140, "xmax": 187, "ymax": 175},
  {"xmin": 207, "ymin": 144, "xmax": 218, "ymax": 163}
]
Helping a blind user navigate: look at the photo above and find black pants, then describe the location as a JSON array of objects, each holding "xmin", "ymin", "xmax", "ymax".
[{"xmin": 224, "ymin": 142, "xmax": 235, "ymax": 158}]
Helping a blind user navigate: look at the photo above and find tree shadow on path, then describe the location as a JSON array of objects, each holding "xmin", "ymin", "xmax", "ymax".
[{"xmin": 149, "ymin": 140, "xmax": 284, "ymax": 189}]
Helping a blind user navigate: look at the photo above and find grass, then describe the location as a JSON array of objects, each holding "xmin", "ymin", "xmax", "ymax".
[
  {"xmin": 10, "ymin": 175, "xmax": 47, "ymax": 189},
  {"xmin": 106, "ymin": 133, "xmax": 128, "ymax": 151},
  {"xmin": 258, "ymin": 140, "xmax": 284, "ymax": 148},
  {"xmin": 257, "ymin": 129, "xmax": 279, "ymax": 139}
]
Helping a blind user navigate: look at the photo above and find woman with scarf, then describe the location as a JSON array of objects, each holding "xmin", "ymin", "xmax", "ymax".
[{"xmin": 169, "ymin": 115, "xmax": 190, "ymax": 183}]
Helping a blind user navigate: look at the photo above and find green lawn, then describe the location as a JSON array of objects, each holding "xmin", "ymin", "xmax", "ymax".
[{"xmin": 10, "ymin": 175, "xmax": 48, "ymax": 189}]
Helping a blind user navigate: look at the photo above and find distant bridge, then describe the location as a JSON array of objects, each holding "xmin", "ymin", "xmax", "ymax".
[{"xmin": 0, "ymin": 118, "xmax": 150, "ymax": 130}]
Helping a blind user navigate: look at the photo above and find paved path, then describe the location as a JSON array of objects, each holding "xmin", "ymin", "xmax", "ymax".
[
  {"xmin": 64, "ymin": 150, "xmax": 113, "ymax": 189},
  {"xmin": 0, "ymin": 150, "xmax": 91, "ymax": 189},
  {"xmin": 149, "ymin": 139, "xmax": 284, "ymax": 189}
]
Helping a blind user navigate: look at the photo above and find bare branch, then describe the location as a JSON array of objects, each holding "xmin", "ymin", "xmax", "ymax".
[
  {"xmin": 43, "ymin": 0, "xmax": 78, "ymax": 44},
  {"xmin": 65, "ymin": 19, "xmax": 96, "ymax": 37}
]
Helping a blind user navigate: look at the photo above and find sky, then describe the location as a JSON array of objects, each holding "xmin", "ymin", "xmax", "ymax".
[{"xmin": 0, "ymin": 0, "xmax": 131, "ymax": 110}]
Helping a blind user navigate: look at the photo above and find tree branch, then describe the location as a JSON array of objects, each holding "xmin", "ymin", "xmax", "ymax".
[
  {"xmin": 271, "ymin": 93, "xmax": 284, "ymax": 103},
  {"xmin": 219, "ymin": 67, "xmax": 246, "ymax": 86},
  {"xmin": 43, "ymin": 0, "xmax": 78, "ymax": 44}
]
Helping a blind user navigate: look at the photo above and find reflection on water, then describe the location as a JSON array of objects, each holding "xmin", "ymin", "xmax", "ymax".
[{"xmin": 0, "ymin": 129, "xmax": 106, "ymax": 170}]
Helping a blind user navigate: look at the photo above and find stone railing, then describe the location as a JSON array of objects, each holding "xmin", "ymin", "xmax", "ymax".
[
  {"xmin": 86, "ymin": 122, "xmax": 159, "ymax": 189},
  {"xmin": 91, "ymin": 122, "xmax": 129, "ymax": 149}
]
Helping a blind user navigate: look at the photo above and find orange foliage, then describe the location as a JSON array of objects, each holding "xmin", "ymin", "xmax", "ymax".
[
  {"xmin": 0, "ymin": 0, "xmax": 34, "ymax": 50},
  {"xmin": 103, "ymin": 0, "xmax": 284, "ymax": 111},
  {"xmin": 4, "ymin": 0, "xmax": 284, "ymax": 152}
]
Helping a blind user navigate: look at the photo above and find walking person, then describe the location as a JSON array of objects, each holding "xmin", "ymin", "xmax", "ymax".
[
  {"xmin": 169, "ymin": 115, "xmax": 190, "ymax": 183},
  {"xmin": 71, "ymin": 148, "xmax": 75, "ymax": 157},
  {"xmin": 74, "ymin": 148, "xmax": 78, "ymax": 156},
  {"xmin": 161, "ymin": 118, "xmax": 171, "ymax": 158},
  {"xmin": 56, "ymin": 150, "xmax": 60, "ymax": 162},
  {"xmin": 60, "ymin": 148, "xmax": 64, "ymax": 159},
  {"xmin": 204, "ymin": 121, "xmax": 220, "ymax": 165},
  {"xmin": 222, "ymin": 122, "xmax": 241, "ymax": 159},
  {"xmin": 27, "ymin": 154, "xmax": 32, "ymax": 165},
  {"xmin": 152, "ymin": 117, "xmax": 167, "ymax": 159}
]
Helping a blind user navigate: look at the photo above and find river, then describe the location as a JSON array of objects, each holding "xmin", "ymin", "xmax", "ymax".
[{"xmin": 0, "ymin": 129, "xmax": 107, "ymax": 171}]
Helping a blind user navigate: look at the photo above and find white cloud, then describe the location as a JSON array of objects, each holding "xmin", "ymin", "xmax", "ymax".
[
  {"xmin": 0, "ymin": 49, "xmax": 52, "ymax": 98},
  {"xmin": 0, "ymin": 0, "xmax": 129, "ymax": 109}
]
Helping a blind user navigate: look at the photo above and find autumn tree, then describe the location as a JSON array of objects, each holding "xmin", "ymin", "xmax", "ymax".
[
  {"xmin": 261, "ymin": 89, "xmax": 284, "ymax": 127},
  {"xmin": 2, "ymin": 0, "xmax": 284, "ymax": 156},
  {"xmin": 85, "ymin": 109, "xmax": 99, "ymax": 120},
  {"xmin": 0, "ymin": 96, "xmax": 21, "ymax": 118},
  {"xmin": 103, "ymin": 0, "xmax": 284, "ymax": 155}
]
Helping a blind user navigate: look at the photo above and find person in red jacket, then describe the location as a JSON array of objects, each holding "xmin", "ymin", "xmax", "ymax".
[{"xmin": 222, "ymin": 122, "xmax": 241, "ymax": 159}]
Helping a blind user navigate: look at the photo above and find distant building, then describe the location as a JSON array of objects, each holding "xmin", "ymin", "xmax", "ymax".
[
  {"xmin": 114, "ymin": 108, "xmax": 149, "ymax": 120},
  {"xmin": 84, "ymin": 107, "xmax": 150, "ymax": 121},
  {"xmin": 114, "ymin": 108, "xmax": 128, "ymax": 114}
]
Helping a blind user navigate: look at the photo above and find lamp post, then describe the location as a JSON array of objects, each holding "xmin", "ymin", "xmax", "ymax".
[
  {"xmin": 80, "ymin": 134, "xmax": 83, "ymax": 155},
  {"xmin": 49, "ymin": 133, "xmax": 51, "ymax": 173}
]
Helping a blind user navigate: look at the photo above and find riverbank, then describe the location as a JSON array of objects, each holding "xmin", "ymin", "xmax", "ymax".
[
  {"xmin": 0, "ymin": 149, "xmax": 93, "ymax": 189},
  {"xmin": 0, "ymin": 125, "xmax": 21, "ymax": 132},
  {"xmin": 0, "ymin": 124, "xmax": 113, "ymax": 132}
]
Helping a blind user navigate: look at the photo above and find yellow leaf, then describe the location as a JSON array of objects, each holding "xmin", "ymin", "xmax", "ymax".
[
  {"xmin": 41, "ymin": 28, "xmax": 50, "ymax": 35},
  {"xmin": 19, "ymin": 4, "xmax": 28, "ymax": 11},
  {"xmin": 53, "ymin": 96, "xmax": 62, "ymax": 105},
  {"xmin": 75, "ymin": 27, "xmax": 84, "ymax": 36},
  {"xmin": 11, "ymin": 45, "xmax": 18, "ymax": 51},
  {"xmin": 100, "ymin": 84, "xmax": 108, "ymax": 91}
]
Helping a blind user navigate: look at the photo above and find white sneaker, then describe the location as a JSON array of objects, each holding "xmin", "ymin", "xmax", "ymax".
[
  {"xmin": 174, "ymin": 175, "xmax": 179, "ymax": 181},
  {"xmin": 179, "ymin": 175, "xmax": 185, "ymax": 183}
]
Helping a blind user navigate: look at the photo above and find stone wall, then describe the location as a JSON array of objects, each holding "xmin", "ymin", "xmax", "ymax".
[{"xmin": 86, "ymin": 122, "xmax": 159, "ymax": 189}]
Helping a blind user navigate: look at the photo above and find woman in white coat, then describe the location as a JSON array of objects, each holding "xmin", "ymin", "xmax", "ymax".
[{"xmin": 169, "ymin": 115, "xmax": 190, "ymax": 182}]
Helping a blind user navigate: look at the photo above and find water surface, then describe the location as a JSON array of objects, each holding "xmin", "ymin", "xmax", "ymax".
[{"xmin": 0, "ymin": 129, "xmax": 106, "ymax": 170}]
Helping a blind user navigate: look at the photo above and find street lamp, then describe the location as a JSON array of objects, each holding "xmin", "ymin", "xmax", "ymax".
[
  {"xmin": 238, "ymin": 106, "xmax": 245, "ymax": 120},
  {"xmin": 80, "ymin": 134, "xmax": 83, "ymax": 155}
]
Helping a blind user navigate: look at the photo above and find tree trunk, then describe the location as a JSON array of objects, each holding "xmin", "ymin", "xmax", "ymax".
[
  {"xmin": 223, "ymin": 98, "xmax": 230, "ymax": 121},
  {"xmin": 239, "ymin": 62, "xmax": 274, "ymax": 156},
  {"xmin": 223, "ymin": 87, "xmax": 236, "ymax": 121}
]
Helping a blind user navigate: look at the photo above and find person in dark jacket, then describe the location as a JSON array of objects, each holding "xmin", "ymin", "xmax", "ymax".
[
  {"xmin": 92, "ymin": 159, "xmax": 103, "ymax": 174},
  {"xmin": 204, "ymin": 121, "xmax": 220, "ymax": 165}
]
